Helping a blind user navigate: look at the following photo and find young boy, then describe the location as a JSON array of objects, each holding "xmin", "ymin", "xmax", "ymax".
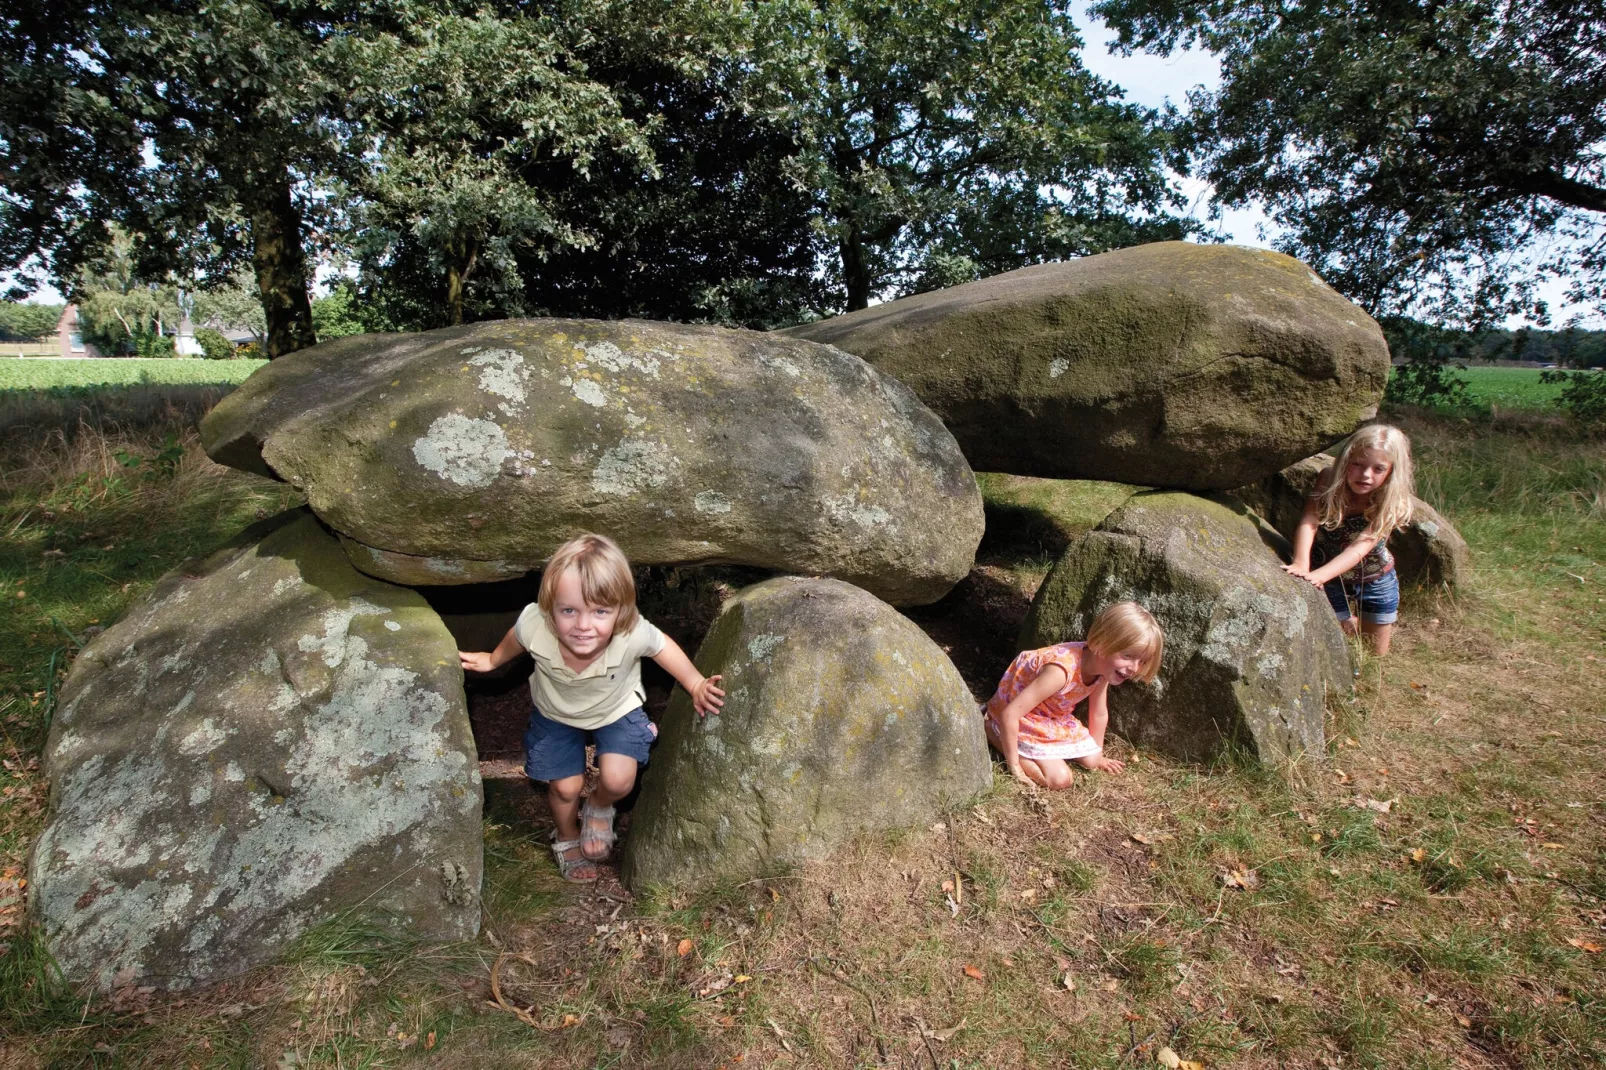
[{"xmin": 460, "ymin": 533, "xmax": 723, "ymax": 882}]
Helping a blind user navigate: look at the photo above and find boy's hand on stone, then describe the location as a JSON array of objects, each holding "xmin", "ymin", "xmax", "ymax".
[
  {"xmin": 691, "ymin": 675, "xmax": 725, "ymax": 717},
  {"xmin": 459, "ymin": 651, "xmax": 495, "ymax": 673}
]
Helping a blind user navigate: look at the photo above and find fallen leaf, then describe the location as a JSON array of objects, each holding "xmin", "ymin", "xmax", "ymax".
[
  {"xmin": 1455, "ymin": 1014, "xmax": 1473, "ymax": 1028},
  {"xmin": 425, "ymin": 1032, "xmax": 436, "ymax": 1050},
  {"xmin": 561, "ymin": 1013, "xmax": 581, "ymax": 1028},
  {"xmin": 769, "ymin": 887, "xmax": 781, "ymax": 903},
  {"xmin": 1357, "ymin": 796, "xmax": 1396, "ymax": 813},
  {"xmin": 735, "ymin": 974, "xmax": 752, "ymax": 983},
  {"xmin": 1157, "ymin": 1047, "xmax": 1181, "ymax": 1068},
  {"xmin": 1541, "ymin": 842, "xmax": 1566, "ymax": 850},
  {"xmin": 941, "ymin": 879, "xmax": 955, "ymax": 894},
  {"xmin": 1220, "ymin": 867, "xmax": 1260, "ymax": 891},
  {"xmin": 1411, "ymin": 848, "xmax": 1427, "ymax": 863},
  {"xmin": 1130, "ymin": 832, "xmax": 1152, "ymax": 846},
  {"xmin": 1409, "ymin": 681, "xmax": 1423, "ymax": 690},
  {"xmin": 1100, "ymin": 977, "xmax": 1120, "ymax": 992},
  {"xmin": 1566, "ymin": 937, "xmax": 1603, "ymax": 953},
  {"xmin": 677, "ymin": 939, "xmax": 694, "ymax": 957},
  {"xmin": 1061, "ymin": 972, "xmax": 1076, "ymax": 992},
  {"xmin": 963, "ymin": 964, "xmax": 985, "ymax": 981}
]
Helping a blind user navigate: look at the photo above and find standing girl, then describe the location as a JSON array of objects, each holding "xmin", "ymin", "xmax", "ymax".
[
  {"xmin": 984, "ymin": 602, "xmax": 1164, "ymax": 790},
  {"xmin": 1283, "ymin": 424, "xmax": 1415, "ymax": 654},
  {"xmin": 460, "ymin": 533, "xmax": 724, "ymax": 882}
]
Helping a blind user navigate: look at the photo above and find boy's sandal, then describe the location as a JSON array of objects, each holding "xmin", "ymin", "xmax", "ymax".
[
  {"xmin": 579, "ymin": 801, "xmax": 618, "ymax": 861},
  {"xmin": 550, "ymin": 837, "xmax": 600, "ymax": 883}
]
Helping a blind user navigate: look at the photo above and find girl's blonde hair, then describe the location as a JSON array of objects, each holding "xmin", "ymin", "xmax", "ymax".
[
  {"xmin": 537, "ymin": 533, "xmax": 640, "ymax": 633},
  {"xmin": 1316, "ymin": 423, "xmax": 1415, "ymax": 539},
  {"xmin": 1085, "ymin": 601, "xmax": 1164, "ymax": 684}
]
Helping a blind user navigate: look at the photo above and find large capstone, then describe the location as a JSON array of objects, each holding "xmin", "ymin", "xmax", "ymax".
[
  {"xmin": 1232, "ymin": 453, "xmax": 1469, "ymax": 590},
  {"xmin": 783, "ymin": 242, "xmax": 1390, "ymax": 491},
  {"xmin": 201, "ymin": 320, "xmax": 984, "ymax": 606},
  {"xmin": 27, "ymin": 510, "xmax": 482, "ymax": 992},
  {"xmin": 620, "ymin": 577, "xmax": 991, "ymax": 890},
  {"xmin": 1021, "ymin": 492, "xmax": 1349, "ymax": 762}
]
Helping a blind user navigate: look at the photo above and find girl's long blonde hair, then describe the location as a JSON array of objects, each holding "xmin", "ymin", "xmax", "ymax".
[{"xmin": 1316, "ymin": 424, "xmax": 1415, "ymax": 539}]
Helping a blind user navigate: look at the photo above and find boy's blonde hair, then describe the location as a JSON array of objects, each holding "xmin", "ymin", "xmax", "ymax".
[
  {"xmin": 537, "ymin": 533, "xmax": 640, "ymax": 633},
  {"xmin": 1316, "ymin": 423, "xmax": 1415, "ymax": 540},
  {"xmin": 1085, "ymin": 601, "xmax": 1164, "ymax": 683}
]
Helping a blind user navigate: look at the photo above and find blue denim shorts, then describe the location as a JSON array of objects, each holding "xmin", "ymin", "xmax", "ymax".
[
  {"xmin": 523, "ymin": 706, "xmax": 656, "ymax": 782},
  {"xmin": 1322, "ymin": 568, "xmax": 1400, "ymax": 625}
]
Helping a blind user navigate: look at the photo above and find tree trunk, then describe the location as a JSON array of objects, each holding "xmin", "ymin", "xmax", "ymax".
[
  {"xmin": 445, "ymin": 235, "xmax": 478, "ymax": 327},
  {"xmin": 248, "ymin": 170, "xmax": 317, "ymax": 358},
  {"xmin": 840, "ymin": 228, "xmax": 871, "ymax": 312}
]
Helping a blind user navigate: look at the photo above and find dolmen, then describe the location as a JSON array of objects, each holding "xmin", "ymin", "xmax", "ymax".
[
  {"xmin": 30, "ymin": 240, "xmax": 1463, "ymax": 991},
  {"xmin": 31, "ymin": 319, "xmax": 991, "ymax": 990}
]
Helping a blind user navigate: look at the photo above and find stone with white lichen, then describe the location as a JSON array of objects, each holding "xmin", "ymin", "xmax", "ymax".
[
  {"xmin": 27, "ymin": 509, "xmax": 482, "ymax": 991},
  {"xmin": 200, "ymin": 319, "xmax": 984, "ymax": 606},
  {"xmin": 620, "ymin": 576, "xmax": 991, "ymax": 891},
  {"xmin": 1021, "ymin": 491, "xmax": 1349, "ymax": 763},
  {"xmin": 783, "ymin": 242, "xmax": 1391, "ymax": 491}
]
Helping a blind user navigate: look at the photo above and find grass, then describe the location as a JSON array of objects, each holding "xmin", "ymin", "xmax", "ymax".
[
  {"xmin": 1454, "ymin": 366, "xmax": 1568, "ymax": 412},
  {"xmin": 0, "ymin": 402, "xmax": 1603, "ymax": 1067},
  {"xmin": 0, "ymin": 357, "xmax": 265, "ymax": 391}
]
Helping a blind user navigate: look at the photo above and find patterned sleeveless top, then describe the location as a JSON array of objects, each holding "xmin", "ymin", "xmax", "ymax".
[
  {"xmin": 1313, "ymin": 512, "xmax": 1394, "ymax": 582},
  {"xmin": 982, "ymin": 642, "xmax": 1102, "ymax": 760}
]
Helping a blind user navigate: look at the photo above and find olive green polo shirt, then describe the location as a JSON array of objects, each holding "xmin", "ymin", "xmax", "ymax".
[{"xmin": 514, "ymin": 605, "xmax": 666, "ymax": 730}]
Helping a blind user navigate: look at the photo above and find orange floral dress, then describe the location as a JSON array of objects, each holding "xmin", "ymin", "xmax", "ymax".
[{"xmin": 983, "ymin": 642, "xmax": 1101, "ymax": 761}]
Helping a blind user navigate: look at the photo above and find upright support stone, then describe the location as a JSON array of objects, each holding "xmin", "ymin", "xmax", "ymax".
[{"xmin": 1022, "ymin": 492, "xmax": 1349, "ymax": 762}]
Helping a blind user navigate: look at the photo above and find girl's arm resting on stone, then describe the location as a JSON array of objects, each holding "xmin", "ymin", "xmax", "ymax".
[
  {"xmin": 1074, "ymin": 682, "xmax": 1124, "ymax": 772},
  {"xmin": 459, "ymin": 626, "xmax": 525, "ymax": 673},
  {"xmin": 651, "ymin": 637, "xmax": 725, "ymax": 716},
  {"xmin": 1304, "ymin": 533, "xmax": 1378, "ymax": 587},
  {"xmin": 996, "ymin": 665, "xmax": 1067, "ymax": 784},
  {"xmin": 1283, "ymin": 495, "xmax": 1323, "ymax": 576}
]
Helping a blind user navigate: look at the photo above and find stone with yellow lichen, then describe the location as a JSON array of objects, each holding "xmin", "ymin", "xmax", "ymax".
[
  {"xmin": 201, "ymin": 319, "xmax": 983, "ymax": 606},
  {"xmin": 620, "ymin": 576, "xmax": 990, "ymax": 890},
  {"xmin": 783, "ymin": 242, "xmax": 1389, "ymax": 491}
]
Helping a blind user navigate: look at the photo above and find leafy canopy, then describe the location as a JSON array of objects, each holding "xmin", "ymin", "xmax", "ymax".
[{"xmin": 1093, "ymin": 0, "xmax": 1606, "ymax": 325}]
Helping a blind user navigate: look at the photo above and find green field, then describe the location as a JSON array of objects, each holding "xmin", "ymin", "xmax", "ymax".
[
  {"xmin": 1453, "ymin": 365, "xmax": 1566, "ymax": 410},
  {"xmin": 0, "ymin": 357, "xmax": 266, "ymax": 391}
]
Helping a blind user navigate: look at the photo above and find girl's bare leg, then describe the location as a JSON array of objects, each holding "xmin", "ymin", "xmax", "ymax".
[
  {"xmin": 1019, "ymin": 756, "xmax": 1075, "ymax": 791},
  {"xmin": 547, "ymin": 774, "xmax": 585, "ymax": 841},
  {"xmin": 1361, "ymin": 621, "xmax": 1393, "ymax": 655}
]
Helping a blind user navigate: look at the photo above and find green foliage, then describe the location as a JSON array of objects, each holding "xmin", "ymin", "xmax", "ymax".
[
  {"xmin": 1093, "ymin": 0, "xmax": 1606, "ymax": 324},
  {"xmin": 0, "ymin": 301, "xmax": 62, "ymax": 342},
  {"xmin": 1540, "ymin": 368, "xmax": 1606, "ymax": 428},
  {"xmin": 1382, "ymin": 318, "xmax": 1479, "ymax": 412},
  {"xmin": 310, "ymin": 282, "xmax": 371, "ymax": 341},
  {"xmin": 193, "ymin": 327, "xmax": 234, "ymax": 361}
]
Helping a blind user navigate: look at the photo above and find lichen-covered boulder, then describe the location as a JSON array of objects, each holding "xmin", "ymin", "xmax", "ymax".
[
  {"xmin": 977, "ymin": 473, "xmax": 1144, "ymax": 549},
  {"xmin": 201, "ymin": 319, "xmax": 983, "ymax": 606},
  {"xmin": 620, "ymin": 577, "xmax": 991, "ymax": 890},
  {"xmin": 1232, "ymin": 454, "xmax": 1469, "ymax": 589},
  {"xmin": 783, "ymin": 242, "xmax": 1390, "ymax": 491},
  {"xmin": 1021, "ymin": 492, "xmax": 1348, "ymax": 762},
  {"xmin": 28, "ymin": 510, "xmax": 482, "ymax": 991}
]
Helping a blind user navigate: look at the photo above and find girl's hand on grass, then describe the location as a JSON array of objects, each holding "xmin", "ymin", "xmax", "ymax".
[
  {"xmin": 1087, "ymin": 754, "xmax": 1125, "ymax": 773},
  {"xmin": 691, "ymin": 675, "xmax": 725, "ymax": 717},
  {"xmin": 1008, "ymin": 764, "xmax": 1035, "ymax": 787},
  {"xmin": 459, "ymin": 650, "xmax": 495, "ymax": 673}
]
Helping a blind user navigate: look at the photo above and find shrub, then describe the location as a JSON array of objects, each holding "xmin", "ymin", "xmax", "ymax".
[
  {"xmin": 1540, "ymin": 369, "xmax": 1606, "ymax": 430},
  {"xmin": 194, "ymin": 327, "xmax": 235, "ymax": 360}
]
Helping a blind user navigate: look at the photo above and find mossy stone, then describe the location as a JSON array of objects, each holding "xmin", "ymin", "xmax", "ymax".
[
  {"xmin": 1021, "ymin": 491, "xmax": 1349, "ymax": 762},
  {"xmin": 28, "ymin": 510, "xmax": 482, "ymax": 991},
  {"xmin": 202, "ymin": 319, "xmax": 983, "ymax": 606},
  {"xmin": 783, "ymin": 242, "xmax": 1390, "ymax": 491},
  {"xmin": 620, "ymin": 577, "xmax": 991, "ymax": 890}
]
